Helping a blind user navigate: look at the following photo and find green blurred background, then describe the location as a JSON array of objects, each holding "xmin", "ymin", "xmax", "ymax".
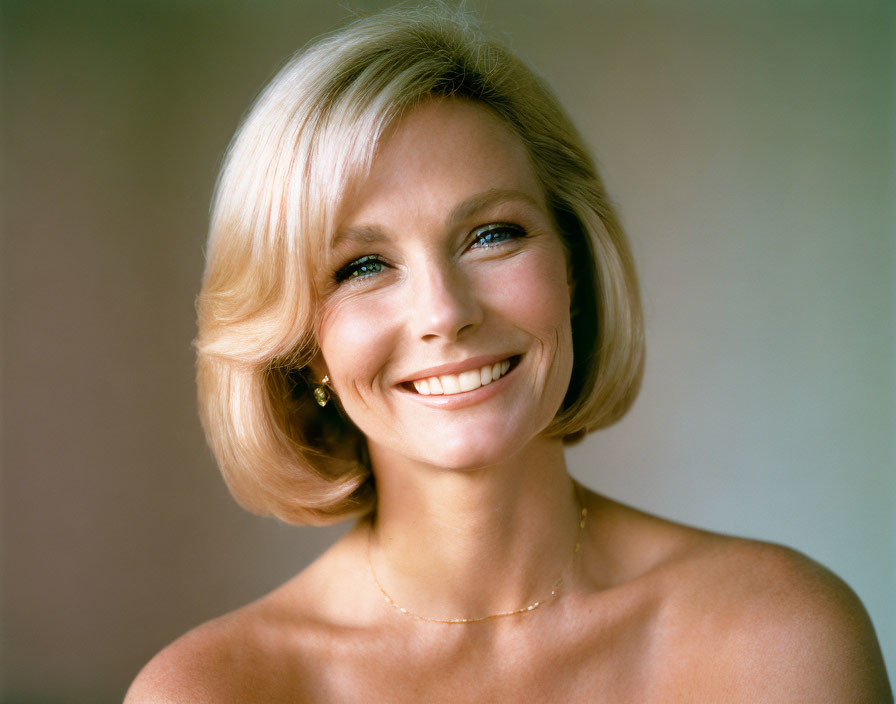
[{"xmin": 2, "ymin": 0, "xmax": 893, "ymax": 701}]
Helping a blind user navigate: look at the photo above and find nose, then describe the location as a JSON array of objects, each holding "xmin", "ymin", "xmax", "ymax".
[{"xmin": 407, "ymin": 258, "xmax": 483, "ymax": 342}]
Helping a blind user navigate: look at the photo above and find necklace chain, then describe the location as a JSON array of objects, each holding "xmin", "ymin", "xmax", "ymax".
[{"xmin": 367, "ymin": 488, "xmax": 588, "ymax": 625}]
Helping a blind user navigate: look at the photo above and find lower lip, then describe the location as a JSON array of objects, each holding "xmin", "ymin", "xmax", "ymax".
[{"xmin": 396, "ymin": 360, "xmax": 519, "ymax": 410}]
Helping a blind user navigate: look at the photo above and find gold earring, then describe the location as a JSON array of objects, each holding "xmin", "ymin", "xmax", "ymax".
[{"xmin": 313, "ymin": 375, "xmax": 331, "ymax": 407}]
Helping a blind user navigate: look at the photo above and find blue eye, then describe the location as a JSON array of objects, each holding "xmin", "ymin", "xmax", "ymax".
[
  {"xmin": 470, "ymin": 223, "xmax": 526, "ymax": 249},
  {"xmin": 334, "ymin": 255, "xmax": 387, "ymax": 282}
]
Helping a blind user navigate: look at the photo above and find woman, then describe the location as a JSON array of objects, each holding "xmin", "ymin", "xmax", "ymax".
[{"xmin": 127, "ymin": 7, "xmax": 891, "ymax": 702}]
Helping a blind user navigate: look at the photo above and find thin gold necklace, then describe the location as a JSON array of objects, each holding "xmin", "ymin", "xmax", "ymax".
[{"xmin": 367, "ymin": 489, "xmax": 588, "ymax": 625}]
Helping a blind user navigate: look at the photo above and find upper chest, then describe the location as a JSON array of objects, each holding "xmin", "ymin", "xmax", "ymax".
[{"xmin": 300, "ymin": 598, "xmax": 675, "ymax": 704}]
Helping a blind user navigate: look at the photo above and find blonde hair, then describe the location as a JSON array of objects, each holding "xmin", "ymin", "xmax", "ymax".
[{"xmin": 195, "ymin": 6, "xmax": 645, "ymax": 525}]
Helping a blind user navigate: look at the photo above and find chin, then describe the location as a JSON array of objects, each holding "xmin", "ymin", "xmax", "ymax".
[{"xmin": 405, "ymin": 422, "xmax": 537, "ymax": 473}]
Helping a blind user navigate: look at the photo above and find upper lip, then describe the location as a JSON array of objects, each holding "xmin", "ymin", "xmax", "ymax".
[{"xmin": 395, "ymin": 353, "xmax": 517, "ymax": 385}]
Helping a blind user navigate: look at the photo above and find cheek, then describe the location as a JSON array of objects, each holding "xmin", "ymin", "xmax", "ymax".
[
  {"xmin": 316, "ymin": 294, "xmax": 397, "ymax": 394},
  {"xmin": 481, "ymin": 250, "xmax": 571, "ymax": 340},
  {"xmin": 479, "ymin": 249, "xmax": 574, "ymax": 414}
]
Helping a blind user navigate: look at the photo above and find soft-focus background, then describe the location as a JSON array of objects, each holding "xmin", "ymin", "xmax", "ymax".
[{"xmin": 2, "ymin": 0, "xmax": 893, "ymax": 701}]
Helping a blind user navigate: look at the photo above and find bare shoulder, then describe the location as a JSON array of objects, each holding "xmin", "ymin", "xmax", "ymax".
[
  {"xmin": 123, "ymin": 597, "xmax": 310, "ymax": 704},
  {"xmin": 124, "ymin": 528, "xmax": 368, "ymax": 703},
  {"xmin": 581, "ymin": 495, "xmax": 890, "ymax": 701},
  {"xmin": 657, "ymin": 526, "xmax": 892, "ymax": 701},
  {"xmin": 124, "ymin": 610, "xmax": 250, "ymax": 704}
]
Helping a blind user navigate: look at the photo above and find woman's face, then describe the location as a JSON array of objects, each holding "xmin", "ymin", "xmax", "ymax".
[{"xmin": 315, "ymin": 99, "xmax": 573, "ymax": 471}]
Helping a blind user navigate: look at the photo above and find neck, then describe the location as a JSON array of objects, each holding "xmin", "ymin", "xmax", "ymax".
[{"xmin": 366, "ymin": 435, "xmax": 581, "ymax": 621}]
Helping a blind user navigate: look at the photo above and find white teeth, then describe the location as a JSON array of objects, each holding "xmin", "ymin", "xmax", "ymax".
[
  {"xmin": 458, "ymin": 370, "xmax": 481, "ymax": 392},
  {"xmin": 441, "ymin": 374, "xmax": 460, "ymax": 394},
  {"xmin": 410, "ymin": 359, "xmax": 514, "ymax": 396}
]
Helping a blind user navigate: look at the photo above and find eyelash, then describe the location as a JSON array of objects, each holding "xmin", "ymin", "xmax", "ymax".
[
  {"xmin": 469, "ymin": 223, "xmax": 526, "ymax": 249},
  {"xmin": 333, "ymin": 255, "xmax": 386, "ymax": 283},
  {"xmin": 332, "ymin": 223, "xmax": 527, "ymax": 283}
]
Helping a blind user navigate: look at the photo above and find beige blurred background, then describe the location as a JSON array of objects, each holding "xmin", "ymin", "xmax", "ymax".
[{"xmin": 2, "ymin": 0, "xmax": 893, "ymax": 701}]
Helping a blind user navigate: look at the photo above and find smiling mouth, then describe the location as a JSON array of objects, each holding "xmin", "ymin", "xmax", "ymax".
[{"xmin": 403, "ymin": 356, "xmax": 521, "ymax": 396}]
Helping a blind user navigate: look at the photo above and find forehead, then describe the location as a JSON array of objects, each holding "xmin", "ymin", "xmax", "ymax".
[{"xmin": 335, "ymin": 98, "xmax": 547, "ymax": 230}]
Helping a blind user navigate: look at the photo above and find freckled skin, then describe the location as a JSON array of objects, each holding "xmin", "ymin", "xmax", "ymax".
[
  {"xmin": 126, "ymin": 100, "xmax": 893, "ymax": 704},
  {"xmin": 316, "ymin": 99, "xmax": 573, "ymax": 471}
]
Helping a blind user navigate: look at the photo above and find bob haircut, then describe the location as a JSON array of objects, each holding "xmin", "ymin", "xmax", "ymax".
[{"xmin": 195, "ymin": 5, "xmax": 645, "ymax": 526}]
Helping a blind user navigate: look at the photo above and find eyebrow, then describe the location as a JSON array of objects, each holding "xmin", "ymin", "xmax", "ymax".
[
  {"xmin": 448, "ymin": 188, "xmax": 543, "ymax": 226},
  {"xmin": 331, "ymin": 188, "xmax": 544, "ymax": 248}
]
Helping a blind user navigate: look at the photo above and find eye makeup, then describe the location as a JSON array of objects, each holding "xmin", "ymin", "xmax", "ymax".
[
  {"xmin": 329, "ymin": 220, "xmax": 530, "ymax": 286},
  {"xmin": 469, "ymin": 222, "xmax": 527, "ymax": 249},
  {"xmin": 333, "ymin": 254, "xmax": 390, "ymax": 283}
]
